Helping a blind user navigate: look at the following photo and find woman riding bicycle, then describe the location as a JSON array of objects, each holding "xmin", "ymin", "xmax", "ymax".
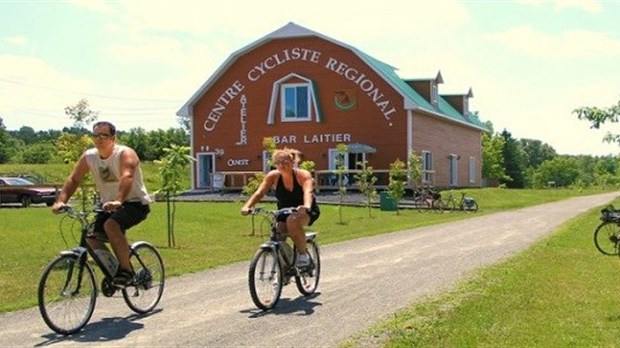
[{"xmin": 241, "ymin": 148, "xmax": 320, "ymax": 267}]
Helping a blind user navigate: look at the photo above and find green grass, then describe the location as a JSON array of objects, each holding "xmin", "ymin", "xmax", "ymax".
[
  {"xmin": 0, "ymin": 162, "xmax": 190, "ymax": 192},
  {"xmin": 0, "ymin": 186, "xmax": 614, "ymax": 314},
  {"xmin": 342, "ymin": 197, "xmax": 620, "ymax": 347}
]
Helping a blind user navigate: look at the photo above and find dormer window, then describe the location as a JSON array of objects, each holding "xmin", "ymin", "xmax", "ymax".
[
  {"xmin": 268, "ymin": 73, "xmax": 322, "ymax": 124},
  {"xmin": 281, "ymin": 83, "xmax": 310, "ymax": 121},
  {"xmin": 463, "ymin": 97, "xmax": 469, "ymax": 115},
  {"xmin": 431, "ymin": 83, "xmax": 438, "ymax": 106}
]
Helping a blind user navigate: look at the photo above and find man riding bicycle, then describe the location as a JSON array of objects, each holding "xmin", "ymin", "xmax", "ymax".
[{"xmin": 52, "ymin": 121, "xmax": 152, "ymax": 287}]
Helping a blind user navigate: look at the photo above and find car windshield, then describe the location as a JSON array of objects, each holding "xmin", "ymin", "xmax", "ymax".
[{"xmin": 3, "ymin": 178, "xmax": 35, "ymax": 186}]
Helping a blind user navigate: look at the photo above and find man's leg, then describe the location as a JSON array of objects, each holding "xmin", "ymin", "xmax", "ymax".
[{"xmin": 103, "ymin": 218, "xmax": 132, "ymax": 272}]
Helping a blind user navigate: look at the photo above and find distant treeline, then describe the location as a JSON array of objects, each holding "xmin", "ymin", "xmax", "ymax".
[{"xmin": 0, "ymin": 121, "xmax": 189, "ymax": 164}]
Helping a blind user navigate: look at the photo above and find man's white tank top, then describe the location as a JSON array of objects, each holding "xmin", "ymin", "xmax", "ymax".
[{"xmin": 84, "ymin": 144, "xmax": 152, "ymax": 205}]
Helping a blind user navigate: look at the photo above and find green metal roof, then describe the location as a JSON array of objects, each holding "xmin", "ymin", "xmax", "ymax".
[{"xmin": 356, "ymin": 50, "xmax": 487, "ymax": 131}]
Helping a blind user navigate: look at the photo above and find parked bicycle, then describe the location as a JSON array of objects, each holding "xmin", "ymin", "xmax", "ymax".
[
  {"xmin": 247, "ymin": 207, "xmax": 320, "ymax": 310},
  {"xmin": 411, "ymin": 187, "xmax": 443, "ymax": 212},
  {"xmin": 594, "ymin": 205, "xmax": 620, "ymax": 256},
  {"xmin": 38, "ymin": 205, "xmax": 165, "ymax": 335},
  {"xmin": 439, "ymin": 190, "xmax": 479, "ymax": 213}
]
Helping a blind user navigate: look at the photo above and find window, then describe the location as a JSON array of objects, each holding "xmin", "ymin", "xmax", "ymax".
[
  {"xmin": 281, "ymin": 83, "xmax": 310, "ymax": 121},
  {"xmin": 449, "ymin": 154, "xmax": 458, "ymax": 186},
  {"xmin": 262, "ymin": 151, "xmax": 272, "ymax": 173},
  {"xmin": 431, "ymin": 83, "xmax": 438, "ymax": 105},
  {"xmin": 464, "ymin": 97, "xmax": 469, "ymax": 115},
  {"xmin": 469, "ymin": 156, "xmax": 476, "ymax": 184},
  {"xmin": 422, "ymin": 151, "xmax": 433, "ymax": 183}
]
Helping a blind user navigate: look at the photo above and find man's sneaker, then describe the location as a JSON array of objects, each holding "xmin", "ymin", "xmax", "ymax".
[
  {"xmin": 113, "ymin": 269, "xmax": 135, "ymax": 288},
  {"xmin": 295, "ymin": 253, "xmax": 310, "ymax": 268}
]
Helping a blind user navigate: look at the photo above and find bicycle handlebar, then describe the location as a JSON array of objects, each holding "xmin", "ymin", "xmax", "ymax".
[{"xmin": 248, "ymin": 207, "xmax": 298, "ymax": 217}]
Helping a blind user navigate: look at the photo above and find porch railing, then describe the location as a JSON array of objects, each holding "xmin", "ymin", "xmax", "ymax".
[{"xmin": 201, "ymin": 170, "xmax": 436, "ymax": 192}]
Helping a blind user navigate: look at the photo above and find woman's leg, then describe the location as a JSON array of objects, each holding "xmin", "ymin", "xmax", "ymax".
[{"xmin": 286, "ymin": 212, "xmax": 310, "ymax": 258}]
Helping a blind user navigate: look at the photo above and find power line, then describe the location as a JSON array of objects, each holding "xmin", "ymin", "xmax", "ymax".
[{"xmin": 0, "ymin": 78, "xmax": 184, "ymax": 103}]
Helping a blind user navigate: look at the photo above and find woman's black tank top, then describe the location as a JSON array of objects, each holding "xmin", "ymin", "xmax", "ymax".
[{"xmin": 275, "ymin": 170, "xmax": 304, "ymax": 209}]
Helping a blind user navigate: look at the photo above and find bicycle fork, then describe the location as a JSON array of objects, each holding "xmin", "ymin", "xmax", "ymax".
[{"xmin": 59, "ymin": 247, "xmax": 89, "ymax": 297}]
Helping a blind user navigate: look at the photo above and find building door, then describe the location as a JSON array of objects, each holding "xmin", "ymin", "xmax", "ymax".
[
  {"xmin": 449, "ymin": 154, "xmax": 458, "ymax": 187},
  {"xmin": 328, "ymin": 148, "xmax": 349, "ymax": 186},
  {"xmin": 197, "ymin": 153, "xmax": 215, "ymax": 188}
]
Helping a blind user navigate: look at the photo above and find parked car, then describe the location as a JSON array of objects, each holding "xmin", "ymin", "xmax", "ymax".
[{"xmin": 0, "ymin": 177, "xmax": 58, "ymax": 207}]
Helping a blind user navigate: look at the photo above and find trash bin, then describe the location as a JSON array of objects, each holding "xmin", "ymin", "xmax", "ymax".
[{"xmin": 380, "ymin": 191, "xmax": 397, "ymax": 211}]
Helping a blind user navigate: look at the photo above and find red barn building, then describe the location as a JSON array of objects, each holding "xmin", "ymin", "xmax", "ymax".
[{"xmin": 177, "ymin": 22, "xmax": 488, "ymax": 191}]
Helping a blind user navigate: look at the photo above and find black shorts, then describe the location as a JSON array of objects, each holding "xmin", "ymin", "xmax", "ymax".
[
  {"xmin": 87, "ymin": 202, "xmax": 150, "ymax": 242},
  {"xmin": 276, "ymin": 204, "xmax": 320, "ymax": 226}
]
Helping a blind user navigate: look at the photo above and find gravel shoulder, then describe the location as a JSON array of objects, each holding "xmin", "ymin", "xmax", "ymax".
[{"xmin": 1, "ymin": 191, "xmax": 617, "ymax": 347}]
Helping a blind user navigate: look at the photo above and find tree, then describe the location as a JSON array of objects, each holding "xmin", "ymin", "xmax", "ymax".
[
  {"xmin": 334, "ymin": 143, "xmax": 348, "ymax": 224},
  {"xmin": 531, "ymin": 156, "xmax": 580, "ymax": 188},
  {"xmin": 519, "ymin": 138, "xmax": 557, "ymax": 168},
  {"xmin": 482, "ymin": 131, "xmax": 509, "ymax": 184},
  {"xmin": 120, "ymin": 127, "xmax": 149, "ymax": 160},
  {"xmin": 407, "ymin": 150, "xmax": 422, "ymax": 189},
  {"xmin": 15, "ymin": 143, "xmax": 54, "ymax": 164},
  {"xmin": 64, "ymin": 98, "xmax": 99, "ymax": 131},
  {"xmin": 0, "ymin": 117, "xmax": 10, "ymax": 163},
  {"xmin": 387, "ymin": 159, "xmax": 407, "ymax": 215},
  {"xmin": 155, "ymin": 144, "xmax": 195, "ymax": 248},
  {"xmin": 58, "ymin": 99, "xmax": 100, "ymax": 210},
  {"xmin": 355, "ymin": 161, "xmax": 378, "ymax": 217},
  {"xmin": 574, "ymin": 99, "xmax": 620, "ymax": 146},
  {"xmin": 500, "ymin": 129, "xmax": 527, "ymax": 188},
  {"xmin": 15, "ymin": 126, "xmax": 36, "ymax": 145}
]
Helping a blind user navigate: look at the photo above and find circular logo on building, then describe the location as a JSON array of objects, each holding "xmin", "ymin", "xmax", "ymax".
[{"xmin": 334, "ymin": 89, "xmax": 356, "ymax": 111}]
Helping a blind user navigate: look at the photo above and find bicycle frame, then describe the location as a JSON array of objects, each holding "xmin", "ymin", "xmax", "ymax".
[
  {"xmin": 253, "ymin": 207, "xmax": 317, "ymax": 271},
  {"xmin": 57, "ymin": 207, "xmax": 150, "ymax": 288}
]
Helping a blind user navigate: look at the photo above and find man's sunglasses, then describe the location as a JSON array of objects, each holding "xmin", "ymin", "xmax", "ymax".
[{"xmin": 91, "ymin": 133, "xmax": 112, "ymax": 139}]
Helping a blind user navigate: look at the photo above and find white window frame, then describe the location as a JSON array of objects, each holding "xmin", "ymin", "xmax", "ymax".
[
  {"xmin": 449, "ymin": 154, "xmax": 458, "ymax": 187},
  {"xmin": 469, "ymin": 156, "xmax": 476, "ymax": 184},
  {"xmin": 280, "ymin": 83, "xmax": 311, "ymax": 122},
  {"xmin": 422, "ymin": 150, "xmax": 433, "ymax": 184}
]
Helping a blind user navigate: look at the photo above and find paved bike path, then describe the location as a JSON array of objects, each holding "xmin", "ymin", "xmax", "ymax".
[{"xmin": 0, "ymin": 192, "xmax": 618, "ymax": 347}]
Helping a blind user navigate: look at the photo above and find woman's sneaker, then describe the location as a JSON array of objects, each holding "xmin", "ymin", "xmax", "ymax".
[
  {"xmin": 295, "ymin": 253, "xmax": 310, "ymax": 268},
  {"xmin": 113, "ymin": 268, "xmax": 135, "ymax": 288}
]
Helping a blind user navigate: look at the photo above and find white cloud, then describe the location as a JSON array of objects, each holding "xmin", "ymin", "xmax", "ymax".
[
  {"xmin": 3, "ymin": 36, "xmax": 28, "ymax": 46},
  {"xmin": 488, "ymin": 25, "xmax": 620, "ymax": 59},
  {"xmin": 516, "ymin": 0, "xmax": 603, "ymax": 13},
  {"xmin": 68, "ymin": 0, "xmax": 118, "ymax": 14},
  {"xmin": 554, "ymin": 0, "xmax": 602, "ymax": 13}
]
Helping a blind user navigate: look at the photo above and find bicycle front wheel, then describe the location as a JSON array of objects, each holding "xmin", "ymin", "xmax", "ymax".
[
  {"xmin": 249, "ymin": 248, "xmax": 283, "ymax": 310},
  {"xmin": 295, "ymin": 239, "xmax": 321, "ymax": 296},
  {"xmin": 123, "ymin": 243, "xmax": 165, "ymax": 314},
  {"xmin": 594, "ymin": 221, "xmax": 620, "ymax": 256},
  {"xmin": 443, "ymin": 199, "xmax": 456, "ymax": 212},
  {"xmin": 38, "ymin": 254, "xmax": 97, "ymax": 335}
]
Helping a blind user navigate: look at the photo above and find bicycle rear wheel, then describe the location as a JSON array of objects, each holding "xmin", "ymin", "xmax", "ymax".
[
  {"xmin": 413, "ymin": 198, "xmax": 430, "ymax": 212},
  {"xmin": 248, "ymin": 248, "xmax": 283, "ymax": 310},
  {"xmin": 123, "ymin": 242, "xmax": 165, "ymax": 314},
  {"xmin": 295, "ymin": 238, "xmax": 321, "ymax": 296},
  {"xmin": 38, "ymin": 254, "xmax": 97, "ymax": 335},
  {"xmin": 461, "ymin": 200, "xmax": 479, "ymax": 213},
  {"xmin": 594, "ymin": 221, "xmax": 620, "ymax": 256}
]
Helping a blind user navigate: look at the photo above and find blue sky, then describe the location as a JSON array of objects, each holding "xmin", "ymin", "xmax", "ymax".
[{"xmin": 1, "ymin": 0, "xmax": 619, "ymax": 156}]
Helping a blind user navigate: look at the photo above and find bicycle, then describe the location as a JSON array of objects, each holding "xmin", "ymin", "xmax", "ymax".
[
  {"xmin": 38, "ymin": 205, "xmax": 165, "ymax": 335},
  {"xmin": 594, "ymin": 205, "xmax": 620, "ymax": 256},
  {"xmin": 247, "ymin": 207, "xmax": 320, "ymax": 310},
  {"xmin": 411, "ymin": 188, "xmax": 442, "ymax": 212},
  {"xmin": 439, "ymin": 190, "xmax": 479, "ymax": 213}
]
